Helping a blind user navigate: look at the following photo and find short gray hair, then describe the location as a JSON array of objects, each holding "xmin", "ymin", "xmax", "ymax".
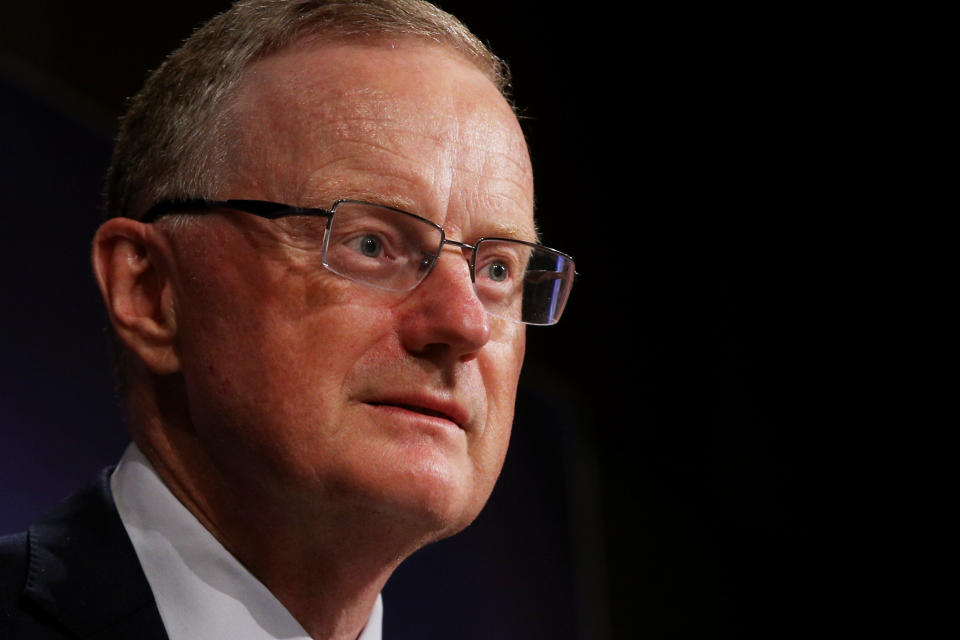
[{"xmin": 102, "ymin": 0, "xmax": 510, "ymax": 221}]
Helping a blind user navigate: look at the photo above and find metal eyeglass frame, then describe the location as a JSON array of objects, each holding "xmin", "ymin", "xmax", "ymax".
[{"xmin": 140, "ymin": 198, "xmax": 575, "ymax": 326}]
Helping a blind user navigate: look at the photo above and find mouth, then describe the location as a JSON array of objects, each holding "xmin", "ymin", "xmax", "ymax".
[
  {"xmin": 391, "ymin": 404, "xmax": 452, "ymax": 420},
  {"xmin": 366, "ymin": 399, "xmax": 467, "ymax": 429}
]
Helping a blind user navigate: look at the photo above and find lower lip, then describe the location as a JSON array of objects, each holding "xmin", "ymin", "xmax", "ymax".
[{"xmin": 366, "ymin": 403, "xmax": 463, "ymax": 433}]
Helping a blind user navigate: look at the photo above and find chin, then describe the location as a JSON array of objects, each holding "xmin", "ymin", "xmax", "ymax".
[{"xmin": 354, "ymin": 448, "xmax": 490, "ymax": 542}]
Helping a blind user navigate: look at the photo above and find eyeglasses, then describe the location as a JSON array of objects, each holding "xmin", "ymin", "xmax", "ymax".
[{"xmin": 142, "ymin": 198, "xmax": 575, "ymax": 326}]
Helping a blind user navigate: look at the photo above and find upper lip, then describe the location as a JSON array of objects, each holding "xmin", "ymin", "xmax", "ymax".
[{"xmin": 366, "ymin": 393, "xmax": 470, "ymax": 429}]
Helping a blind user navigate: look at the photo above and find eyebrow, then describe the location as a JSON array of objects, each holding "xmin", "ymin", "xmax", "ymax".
[
  {"xmin": 335, "ymin": 191, "xmax": 538, "ymax": 243},
  {"xmin": 476, "ymin": 219, "xmax": 538, "ymax": 244}
]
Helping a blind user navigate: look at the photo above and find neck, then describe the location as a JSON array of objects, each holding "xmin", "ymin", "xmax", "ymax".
[{"xmin": 124, "ymin": 376, "xmax": 433, "ymax": 639}]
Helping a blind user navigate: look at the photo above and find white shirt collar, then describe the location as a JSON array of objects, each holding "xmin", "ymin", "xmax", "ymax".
[{"xmin": 110, "ymin": 443, "xmax": 383, "ymax": 640}]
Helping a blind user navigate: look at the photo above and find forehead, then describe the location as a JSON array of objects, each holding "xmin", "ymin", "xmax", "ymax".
[{"xmin": 227, "ymin": 38, "xmax": 535, "ymax": 241}]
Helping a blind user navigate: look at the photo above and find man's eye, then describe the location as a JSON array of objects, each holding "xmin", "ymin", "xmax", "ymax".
[
  {"xmin": 349, "ymin": 234, "xmax": 383, "ymax": 257},
  {"xmin": 484, "ymin": 260, "xmax": 509, "ymax": 282},
  {"xmin": 418, "ymin": 253, "xmax": 436, "ymax": 273}
]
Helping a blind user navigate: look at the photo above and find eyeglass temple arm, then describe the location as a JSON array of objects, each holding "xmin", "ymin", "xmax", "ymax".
[
  {"xmin": 140, "ymin": 199, "xmax": 334, "ymax": 223},
  {"xmin": 221, "ymin": 200, "xmax": 334, "ymax": 219}
]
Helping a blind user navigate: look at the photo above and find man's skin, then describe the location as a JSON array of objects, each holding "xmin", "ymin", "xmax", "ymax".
[{"xmin": 92, "ymin": 36, "xmax": 534, "ymax": 640}]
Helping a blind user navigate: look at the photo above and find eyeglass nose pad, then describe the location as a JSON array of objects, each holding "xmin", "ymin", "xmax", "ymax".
[
  {"xmin": 457, "ymin": 244, "xmax": 477, "ymax": 281},
  {"xmin": 437, "ymin": 242, "xmax": 474, "ymax": 280},
  {"xmin": 402, "ymin": 242, "xmax": 491, "ymax": 353},
  {"xmin": 433, "ymin": 238, "xmax": 475, "ymax": 266},
  {"xmin": 419, "ymin": 241, "xmax": 481, "ymax": 300}
]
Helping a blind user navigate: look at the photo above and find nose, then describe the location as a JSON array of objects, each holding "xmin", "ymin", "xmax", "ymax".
[{"xmin": 398, "ymin": 244, "xmax": 491, "ymax": 362}]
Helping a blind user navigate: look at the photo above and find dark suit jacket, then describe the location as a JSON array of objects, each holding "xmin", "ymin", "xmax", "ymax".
[{"xmin": 0, "ymin": 468, "xmax": 168, "ymax": 639}]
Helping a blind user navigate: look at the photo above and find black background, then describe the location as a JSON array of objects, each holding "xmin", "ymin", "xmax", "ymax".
[{"xmin": 0, "ymin": 2, "xmax": 862, "ymax": 638}]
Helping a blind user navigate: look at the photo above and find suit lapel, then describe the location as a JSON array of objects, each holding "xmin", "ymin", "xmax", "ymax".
[{"xmin": 24, "ymin": 467, "xmax": 168, "ymax": 639}]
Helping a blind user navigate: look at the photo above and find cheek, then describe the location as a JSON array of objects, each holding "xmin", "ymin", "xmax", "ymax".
[
  {"xmin": 472, "ymin": 325, "xmax": 525, "ymax": 476},
  {"xmin": 174, "ymin": 284, "xmax": 400, "ymax": 495},
  {"xmin": 482, "ymin": 323, "xmax": 525, "ymax": 411},
  {"xmin": 173, "ymin": 244, "xmax": 392, "ymax": 427}
]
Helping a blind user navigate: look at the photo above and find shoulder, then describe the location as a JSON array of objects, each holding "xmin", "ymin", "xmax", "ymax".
[
  {"xmin": 0, "ymin": 469, "xmax": 129, "ymax": 639},
  {"xmin": 0, "ymin": 530, "xmax": 35, "ymax": 638},
  {"xmin": 0, "ymin": 529, "xmax": 29, "ymax": 607},
  {"xmin": 0, "ymin": 528, "xmax": 29, "ymax": 569}
]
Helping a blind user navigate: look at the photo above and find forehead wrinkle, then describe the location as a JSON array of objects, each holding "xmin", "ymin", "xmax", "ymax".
[
  {"xmin": 285, "ymin": 111, "xmax": 458, "ymax": 203},
  {"xmin": 237, "ymin": 56, "xmax": 522, "ymax": 162},
  {"xmin": 311, "ymin": 89, "xmax": 527, "ymax": 182},
  {"xmin": 293, "ymin": 82, "xmax": 460, "ymax": 147},
  {"xmin": 300, "ymin": 131, "xmax": 533, "ymax": 241},
  {"xmin": 303, "ymin": 155, "xmax": 437, "ymax": 210},
  {"xmin": 234, "ymin": 41, "xmax": 534, "ymax": 236},
  {"xmin": 444, "ymin": 154, "xmax": 531, "ymax": 198}
]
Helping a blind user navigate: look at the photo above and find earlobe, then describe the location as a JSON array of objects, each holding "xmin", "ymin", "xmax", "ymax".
[{"xmin": 92, "ymin": 218, "xmax": 181, "ymax": 375}]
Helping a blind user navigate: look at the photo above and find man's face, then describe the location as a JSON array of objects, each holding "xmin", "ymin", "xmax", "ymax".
[{"xmin": 164, "ymin": 40, "xmax": 533, "ymax": 539}]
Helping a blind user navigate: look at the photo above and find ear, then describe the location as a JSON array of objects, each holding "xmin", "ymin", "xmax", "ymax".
[{"xmin": 92, "ymin": 218, "xmax": 181, "ymax": 375}]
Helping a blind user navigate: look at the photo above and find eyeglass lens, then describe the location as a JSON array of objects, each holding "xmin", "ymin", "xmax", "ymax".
[{"xmin": 321, "ymin": 201, "xmax": 573, "ymax": 325}]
